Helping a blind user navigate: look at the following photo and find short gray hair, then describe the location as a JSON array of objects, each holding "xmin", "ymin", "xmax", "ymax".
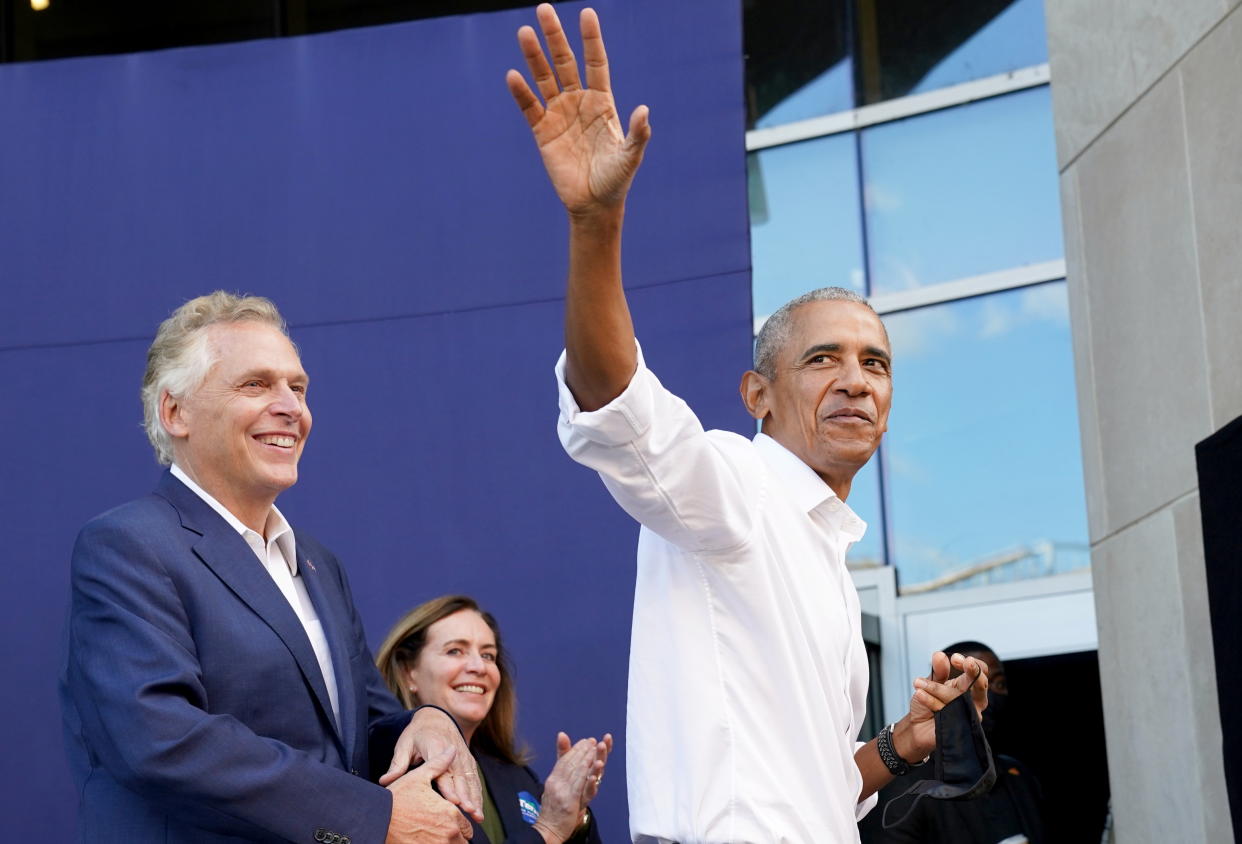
[
  {"xmin": 753, "ymin": 287, "xmax": 883, "ymax": 379},
  {"xmin": 141, "ymin": 291, "xmax": 289, "ymax": 465}
]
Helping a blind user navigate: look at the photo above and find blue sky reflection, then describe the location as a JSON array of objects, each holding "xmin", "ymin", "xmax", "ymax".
[
  {"xmin": 750, "ymin": 134, "xmax": 866, "ymax": 319},
  {"xmin": 862, "ymin": 87, "xmax": 1063, "ymax": 294},
  {"xmin": 880, "ymin": 282, "xmax": 1089, "ymax": 589}
]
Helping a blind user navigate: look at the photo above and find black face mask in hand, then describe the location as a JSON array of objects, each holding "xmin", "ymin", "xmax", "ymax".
[{"xmin": 881, "ymin": 682, "xmax": 998, "ymax": 829}]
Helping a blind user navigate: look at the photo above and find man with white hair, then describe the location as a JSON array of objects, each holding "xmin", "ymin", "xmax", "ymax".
[
  {"xmin": 507, "ymin": 6, "xmax": 989, "ymax": 842},
  {"xmin": 60, "ymin": 292, "xmax": 487, "ymax": 843}
]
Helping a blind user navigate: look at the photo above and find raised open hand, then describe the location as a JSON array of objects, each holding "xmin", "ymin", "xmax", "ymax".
[
  {"xmin": 506, "ymin": 4, "xmax": 651, "ymax": 216},
  {"xmin": 531, "ymin": 732, "xmax": 607, "ymax": 844}
]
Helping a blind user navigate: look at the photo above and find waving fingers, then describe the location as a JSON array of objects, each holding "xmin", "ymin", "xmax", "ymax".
[
  {"xmin": 517, "ymin": 22, "xmax": 560, "ymax": 105},
  {"xmin": 506, "ymin": 69, "xmax": 544, "ymax": 128},
  {"xmin": 537, "ymin": 3, "xmax": 582, "ymax": 92},
  {"xmin": 580, "ymin": 7, "xmax": 611, "ymax": 94}
]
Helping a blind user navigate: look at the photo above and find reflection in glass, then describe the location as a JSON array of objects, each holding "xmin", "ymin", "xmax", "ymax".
[
  {"xmin": 756, "ymin": 60, "xmax": 854, "ymax": 129},
  {"xmin": 744, "ymin": 0, "xmax": 853, "ymax": 128},
  {"xmin": 912, "ymin": 0, "xmax": 1048, "ymax": 95},
  {"xmin": 881, "ymin": 283, "xmax": 1089, "ymax": 592},
  {"xmin": 862, "ymin": 87, "xmax": 1062, "ymax": 295},
  {"xmin": 846, "ymin": 457, "xmax": 885, "ymax": 568},
  {"xmin": 749, "ymin": 135, "xmax": 865, "ymax": 320},
  {"xmin": 854, "ymin": 0, "xmax": 1048, "ymax": 105}
]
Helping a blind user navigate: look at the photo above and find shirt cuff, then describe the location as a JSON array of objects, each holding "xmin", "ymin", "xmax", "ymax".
[{"xmin": 555, "ymin": 340, "xmax": 656, "ymax": 446}]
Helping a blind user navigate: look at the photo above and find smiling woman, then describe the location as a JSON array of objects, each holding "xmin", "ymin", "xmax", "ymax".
[{"xmin": 376, "ymin": 596, "xmax": 609, "ymax": 844}]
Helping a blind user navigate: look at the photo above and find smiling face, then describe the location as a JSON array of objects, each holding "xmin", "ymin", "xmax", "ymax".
[
  {"xmin": 162, "ymin": 321, "xmax": 311, "ymax": 530},
  {"xmin": 404, "ymin": 609, "xmax": 501, "ymax": 744},
  {"xmin": 743, "ymin": 300, "xmax": 892, "ymax": 499}
]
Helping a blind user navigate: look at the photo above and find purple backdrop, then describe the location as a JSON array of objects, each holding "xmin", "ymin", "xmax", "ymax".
[{"xmin": 0, "ymin": 2, "xmax": 749, "ymax": 838}]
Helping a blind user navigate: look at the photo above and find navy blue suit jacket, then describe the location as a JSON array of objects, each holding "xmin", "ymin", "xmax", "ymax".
[{"xmin": 60, "ymin": 471, "xmax": 406, "ymax": 843}]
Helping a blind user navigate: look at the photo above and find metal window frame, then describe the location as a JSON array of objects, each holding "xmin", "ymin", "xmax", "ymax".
[
  {"xmin": 753, "ymin": 259, "xmax": 1066, "ymax": 333},
  {"xmin": 746, "ymin": 63, "xmax": 1050, "ymax": 152}
]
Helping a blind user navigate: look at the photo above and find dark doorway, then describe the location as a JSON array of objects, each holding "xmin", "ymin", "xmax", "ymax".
[
  {"xmin": 1002, "ymin": 650, "xmax": 1109, "ymax": 843},
  {"xmin": 859, "ymin": 649, "xmax": 1110, "ymax": 844}
]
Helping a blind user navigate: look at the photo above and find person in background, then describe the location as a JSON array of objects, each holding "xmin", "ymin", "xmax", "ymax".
[
  {"xmin": 377, "ymin": 595, "xmax": 608, "ymax": 844},
  {"xmin": 875, "ymin": 641, "xmax": 1045, "ymax": 844}
]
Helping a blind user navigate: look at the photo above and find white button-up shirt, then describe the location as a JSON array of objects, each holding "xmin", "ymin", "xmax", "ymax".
[
  {"xmin": 170, "ymin": 464, "xmax": 341, "ymax": 729},
  {"xmin": 557, "ymin": 349, "xmax": 876, "ymax": 843}
]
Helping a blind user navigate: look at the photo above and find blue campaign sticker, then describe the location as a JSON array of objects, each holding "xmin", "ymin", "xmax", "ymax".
[{"xmin": 517, "ymin": 791, "xmax": 541, "ymax": 825}]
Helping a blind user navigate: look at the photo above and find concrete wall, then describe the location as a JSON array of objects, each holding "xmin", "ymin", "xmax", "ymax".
[{"xmin": 1045, "ymin": 0, "xmax": 1240, "ymax": 840}]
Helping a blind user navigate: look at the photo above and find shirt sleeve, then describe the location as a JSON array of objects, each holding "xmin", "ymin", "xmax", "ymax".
[{"xmin": 556, "ymin": 342, "xmax": 761, "ymax": 554}]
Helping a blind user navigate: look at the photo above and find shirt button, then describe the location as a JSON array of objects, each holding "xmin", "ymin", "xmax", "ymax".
[{"xmin": 827, "ymin": 499, "xmax": 841, "ymax": 511}]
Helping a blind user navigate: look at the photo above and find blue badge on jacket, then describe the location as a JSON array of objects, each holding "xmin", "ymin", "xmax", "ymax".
[{"xmin": 517, "ymin": 791, "xmax": 541, "ymax": 825}]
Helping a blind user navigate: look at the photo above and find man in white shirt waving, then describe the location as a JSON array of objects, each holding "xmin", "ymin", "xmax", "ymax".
[{"xmin": 507, "ymin": 6, "xmax": 989, "ymax": 842}]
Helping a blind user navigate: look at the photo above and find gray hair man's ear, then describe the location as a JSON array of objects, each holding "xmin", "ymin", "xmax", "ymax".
[
  {"xmin": 739, "ymin": 370, "xmax": 771, "ymax": 421},
  {"xmin": 159, "ymin": 390, "xmax": 190, "ymax": 439}
]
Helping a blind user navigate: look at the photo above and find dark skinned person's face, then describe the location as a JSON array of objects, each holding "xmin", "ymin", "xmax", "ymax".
[{"xmin": 748, "ymin": 300, "xmax": 892, "ymax": 499}]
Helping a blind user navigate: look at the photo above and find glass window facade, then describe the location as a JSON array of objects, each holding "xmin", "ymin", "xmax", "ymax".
[
  {"xmin": 854, "ymin": 0, "xmax": 1049, "ymax": 104},
  {"xmin": 745, "ymin": 2, "xmax": 1085, "ymax": 589},
  {"xmin": 749, "ymin": 134, "xmax": 866, "ymax": 318},
  {"xmin": 882, "ymin": 283, "xmax": 1089, "ymax": 590},
  {"xmin": 744, "ymin": 0, "xmax": 854, "ymax": 128},
  {"xmin": 844, "ymin": 458, "xmax": 885, "ymax": 568},
  {"xmin": 862, "ymin": 86, "xmax": 1063, "ymax": 294},
  {"xmin": 741, "ymin": 0, "xmax": 1050, "ymax": 129}
]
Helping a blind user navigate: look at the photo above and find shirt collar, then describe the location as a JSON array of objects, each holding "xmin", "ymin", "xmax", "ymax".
[
  {"xmin": 751, "ymin": 433, "xmax": 867, "ymax": 540},
  {"xmin": 170, "ymin": 463, "xmax": 298, "ymax": 575}
]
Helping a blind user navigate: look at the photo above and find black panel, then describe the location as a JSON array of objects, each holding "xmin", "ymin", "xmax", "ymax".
[
  {"xmin": 1196, "ymin": 414, "xmax": 1242, "ymax": 834},
  {"xmin": 6, "ymin": 0, "xmax": 279, "ymax": 62},
  {"xmin": 1, "ymin": 0, "xmax": 573, "ymax": 63}
]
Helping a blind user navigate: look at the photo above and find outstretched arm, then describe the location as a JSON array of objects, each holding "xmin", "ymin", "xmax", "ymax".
[{"xmin": 507, "ymin": 4, "xmax": 651, "ymax": 411}]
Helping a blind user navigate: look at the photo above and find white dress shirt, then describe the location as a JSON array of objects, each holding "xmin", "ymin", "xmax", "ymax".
[
  {"xmin": 170, "ymin": 464, "xmax": 341, "ymax": 729},
  {"xmin": 557, "ymin": 347, "xmax": 877, "ymax": 844}
]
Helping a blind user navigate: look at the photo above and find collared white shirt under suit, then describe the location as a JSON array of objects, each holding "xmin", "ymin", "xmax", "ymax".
[
  {"xmin": 170, "ymin": 463, "xmax": 341, "ymax": 727},
  {"xmin": 557, "ymin": 346, "xmax": 878, "ymax": 844}
]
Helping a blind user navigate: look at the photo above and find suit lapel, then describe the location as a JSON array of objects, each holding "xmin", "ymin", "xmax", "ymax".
[
  {"xmin": 156, "ymin": 472, "xmax": 345, "ymax": 759},
  {"xmin": 477, "ymin": 752, "xmax": 539, "ymax": 836},
  {"xmin": 297, "ymin": 539, "xmax": 358, "ymax": 765}
]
